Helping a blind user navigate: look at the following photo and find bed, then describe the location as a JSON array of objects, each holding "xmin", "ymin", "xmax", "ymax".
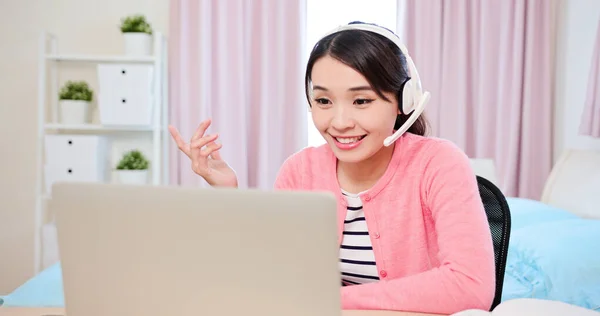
[
  {"xmin": 498, "ymin": 149, "xmax": 600, "ymax": 311},
  {"xmin": 2, "ymin": 149, "xmax": 600, "ymax": 310}
]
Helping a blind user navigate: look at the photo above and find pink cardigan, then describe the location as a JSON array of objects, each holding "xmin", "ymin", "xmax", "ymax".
[{"xmin": 273, "ymin": 133, "xmax": 496, "ymax": 315}]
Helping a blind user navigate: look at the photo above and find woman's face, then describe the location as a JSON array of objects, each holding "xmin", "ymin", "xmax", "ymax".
[{"xmin": 309, "ymin": 55, "xmax": 399, "ymax": 164}]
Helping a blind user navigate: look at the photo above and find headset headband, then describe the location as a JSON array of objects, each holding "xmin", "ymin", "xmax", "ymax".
[{"xmin": 321, "ymin": 23, "xmax": 421, "ymax": 92}]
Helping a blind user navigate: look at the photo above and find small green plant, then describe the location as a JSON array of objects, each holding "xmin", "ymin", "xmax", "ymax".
[
  {"xmin": 117, "ymin": 150, "xmax": 149, "ymax": 170},
  {"xmin": 120, "ymin": 14, "xmax": 153, "ymax": 34},
  {"xmin": 59, "ymin": 81, "xmax": 93, "ymax": 101}
]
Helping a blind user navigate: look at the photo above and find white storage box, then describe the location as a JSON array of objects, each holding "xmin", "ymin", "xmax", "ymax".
[
  {"xmin": 45, "ymin": 135, "xmax": 107, "ymax": 166},
  {"xmin": 44, "ymin": 135, "xmax": 108, "ymax": 194},
  {"xmin": 97, "ymin": 63, "xmax": 154, "ymax": 126}
]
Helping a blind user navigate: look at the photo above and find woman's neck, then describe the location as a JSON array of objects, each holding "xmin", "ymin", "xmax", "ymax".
[{"xmin": 336, "ymin": 144, "xmax": 395, "ymax": 194}]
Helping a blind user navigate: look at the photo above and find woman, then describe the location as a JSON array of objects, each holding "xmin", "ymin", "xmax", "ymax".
[{"xmin": 169, "ymin": 22, "xmax": 496, "ymax": 315}]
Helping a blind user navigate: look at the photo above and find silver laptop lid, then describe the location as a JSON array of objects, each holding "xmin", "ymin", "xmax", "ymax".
[{"xmin": 51, "ymin": 182, "xmax": 341, "ymax": 316}]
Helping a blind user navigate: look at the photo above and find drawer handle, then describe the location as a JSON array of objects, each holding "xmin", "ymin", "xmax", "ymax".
[
  {"xmin": 121, "ymin": 69, "xmax": 126, "ymax": 74},
  {"xmin": 122, "ymin": 99, "xmax": 126, "ymax": 103},
  {"xmin": 67, "ymin": 169, "xmax": 72, "ymax": 174},
  {"xmin": 67, "ymin": 140, "xmax": 73, "ymax": 145}
]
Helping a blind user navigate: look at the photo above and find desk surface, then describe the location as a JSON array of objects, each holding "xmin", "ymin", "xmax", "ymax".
[{"xmin": 0, "ymin": 307, "xmax": 442, "ymax": 316}]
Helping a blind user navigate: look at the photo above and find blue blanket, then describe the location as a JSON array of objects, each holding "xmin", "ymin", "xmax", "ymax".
[
  {"xmin": 0, "ymin": 262, "xmax": 64, "ymax": 307},
  {"xmin": 2, "ymin": 198, "xmax": 600, "ymax": 310},
  {"xmin": 501, "ymin": 198, "xmax": 600, "ymax": 310}
]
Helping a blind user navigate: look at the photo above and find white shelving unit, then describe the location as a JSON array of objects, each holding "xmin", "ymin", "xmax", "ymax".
[{"xmin": 35, "ymin": 32, "xmax": 170, "ymax": 274}]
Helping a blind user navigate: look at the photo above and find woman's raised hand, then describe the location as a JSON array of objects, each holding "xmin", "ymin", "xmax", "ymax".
[{"xmin": 168, "ymin": 119, "xmax": 239, "ymax": 188}]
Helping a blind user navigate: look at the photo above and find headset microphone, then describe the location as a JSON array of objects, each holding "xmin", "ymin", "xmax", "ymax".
[{"xmin": 383, "ymin": 91, "xmax": 430, "ymax": 146}]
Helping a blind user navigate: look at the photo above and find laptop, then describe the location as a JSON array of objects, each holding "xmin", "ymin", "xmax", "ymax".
[{"xmin": 50, "ymin": 182, "xmax": 341, "ymax": 316}]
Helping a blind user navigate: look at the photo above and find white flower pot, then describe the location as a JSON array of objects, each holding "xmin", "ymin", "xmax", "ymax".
[
  {"xmin": 123, "ymin": 33, "xmax": 152, "ymax": 56},
  {"xmin": 59, "ymin": 100, "xmax": 90, "ymax": 124},
  {"xmin": 116, "ymin": 170, "xmax": 148, "ymax": 185}
]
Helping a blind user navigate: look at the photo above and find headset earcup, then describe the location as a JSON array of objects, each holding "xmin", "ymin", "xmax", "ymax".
[{"xmin": 401, "ymin": 79, "xmax": 414, "ymax": 114}]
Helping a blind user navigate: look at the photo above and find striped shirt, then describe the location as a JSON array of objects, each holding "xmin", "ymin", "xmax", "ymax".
[{"xmin": 339, "ymin": 190, "xmax": 380, "ymax": 285}]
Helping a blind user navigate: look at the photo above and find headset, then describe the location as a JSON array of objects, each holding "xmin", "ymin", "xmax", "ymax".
[{"xmin": 314, "ymin": 23, "xmax": 431, "ymax": 147}]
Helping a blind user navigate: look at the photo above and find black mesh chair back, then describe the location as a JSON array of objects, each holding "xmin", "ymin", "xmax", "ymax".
[{"xmin": 476, "ymin": 175, "xmax": 511, "ymax": 310}]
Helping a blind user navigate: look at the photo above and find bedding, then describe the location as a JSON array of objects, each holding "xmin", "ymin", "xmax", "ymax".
[
  {"xmin": 501, "ymin": 198, "xmax": 600, "ymax": 311},
  {"xmin": 2, "ymin": 197, "xmax": 599, "ymax": 311},
  {"xmin": 0, "ymin": 262, "xmax": 63, "ymax": 307},
  {"xmin": 504, "ymin": 197, "xmax": 579, "ymax": 230}
]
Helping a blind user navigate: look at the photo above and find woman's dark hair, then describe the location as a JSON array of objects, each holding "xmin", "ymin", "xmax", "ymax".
[{"xmin": 304, "ymin": 22, "xmax": 429, "ymax": 136}]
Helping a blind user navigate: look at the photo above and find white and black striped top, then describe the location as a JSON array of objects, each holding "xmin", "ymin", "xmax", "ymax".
[{"xmin": 339, "ymin": 190, "xmax": 380, "ymax": 285}]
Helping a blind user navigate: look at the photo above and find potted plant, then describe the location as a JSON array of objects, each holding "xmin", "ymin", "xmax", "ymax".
[
  {"xmin": 120, "ymin": 14, "xmax": 153, "ymax": 56},
  {"xmin": 58, "ymin": 80, "xmax": 93, "ymax": 124},
  {"xmin": 115, "ymin": 149, "xmax": 150, "ymax": 185}
]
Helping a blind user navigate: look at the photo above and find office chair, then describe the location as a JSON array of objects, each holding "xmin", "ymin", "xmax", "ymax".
[{"xmin": 476, "ymin": 175, "xmax": 511, "ymax": 310}]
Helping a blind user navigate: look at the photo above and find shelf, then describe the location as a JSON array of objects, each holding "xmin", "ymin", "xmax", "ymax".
[
  {"xmin": 35, "ymin": 32, "xmax": 169, "ymax": 275},
  {"xmin": 46, "ymin": 54, "xmax": 156, "ymax": 64},
  {"xmin": 44, "ymin": 123, "xmax": 156, "ymax": 132}
]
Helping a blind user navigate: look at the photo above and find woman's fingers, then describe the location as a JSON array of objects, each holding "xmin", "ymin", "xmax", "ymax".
[
  {"xmin": 168, "ymin": 125, "xmax": 191, "ymax": 158},
  {"xmin": 191, "ymin": 119, "xmax": 211, "ymax": 142},
  {"xmin": 202, "ymin": 142, "xmax": 223, "ymax": 159},
  {"xmin": 191, "ymin": 133, "xmax": 219, "ymax": 154},
  {"xmin": 169, "ymin": 121, "xmax": 223, "ymax": 172}
]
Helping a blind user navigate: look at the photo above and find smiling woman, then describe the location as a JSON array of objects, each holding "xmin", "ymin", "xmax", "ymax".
[
  {"xmin": 171, "ymin": 21, "xmax": 496, "ymax": 315},
  {"xmin": 276, "ymin": 21, "xmax": 495, "ymax": 313}
]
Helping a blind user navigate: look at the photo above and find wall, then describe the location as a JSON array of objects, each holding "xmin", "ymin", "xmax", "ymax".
[
  {"xmin": 0, "ymin": 0, "xmax": 169, "ymax": 294},
  {"xmin": 554, "ymin": 0, "xmax": 600, "ymax": 162}
]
